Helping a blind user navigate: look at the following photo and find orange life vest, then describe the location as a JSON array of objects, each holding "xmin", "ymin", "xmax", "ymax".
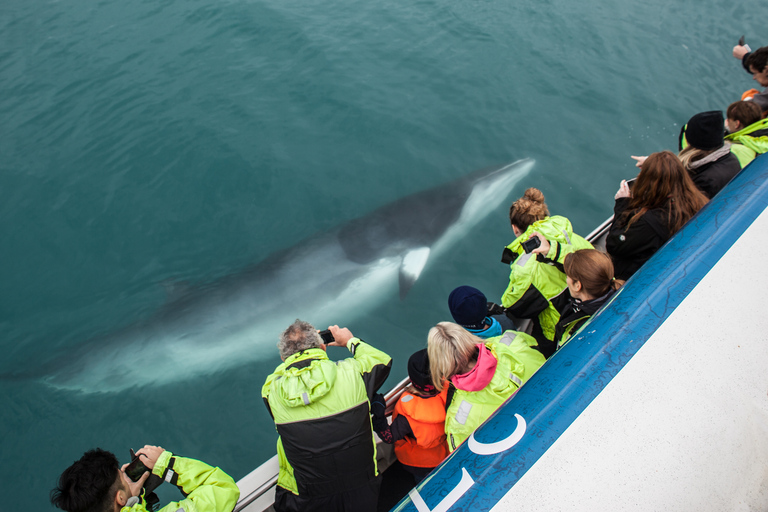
[{"xmin": 392, "ymin": 387, "xmax": 450, "ymax": 468}]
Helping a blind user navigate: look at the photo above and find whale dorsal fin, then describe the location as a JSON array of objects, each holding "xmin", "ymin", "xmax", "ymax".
[{"xmin": 399, "ymin": 247, "xmax": 431, "ymax": 299}]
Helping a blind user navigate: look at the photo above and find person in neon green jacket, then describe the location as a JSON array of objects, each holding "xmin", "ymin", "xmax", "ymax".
[
  {"xmin": 50, "ymin": 445, "xmax": 240, "ymax": 512},
  {"xmin": 262, "ymin": 320, "xmax": 392, "ymax": 512},
  {"xmin": 427, "ymin": 322, "xmax": 545, "ymax": 452},
  {"xmin": 725, "ymin": 101, "xmax": 768, "ymax": 168},
  {"xmin": 501, "ymin": 187, "xmax": 592, "ymax": 357}
]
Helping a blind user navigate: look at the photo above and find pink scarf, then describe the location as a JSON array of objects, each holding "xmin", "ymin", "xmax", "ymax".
[{"xmin": 451, "ymin": 344, "xmax": 497, "ymax": 392}]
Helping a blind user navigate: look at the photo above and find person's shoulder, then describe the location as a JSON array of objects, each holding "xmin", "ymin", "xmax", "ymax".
[
  {"xmin": 641, "ymin": 208, "xmax": 672, "ymax": 237},
  {"xmin": 722, "ymin": 151, "xmax": 741, "ymax": 168}
]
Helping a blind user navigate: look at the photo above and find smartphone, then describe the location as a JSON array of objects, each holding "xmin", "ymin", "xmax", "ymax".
[
  {"xmin": 521, "ymin": 236, "xmax": 541, "ymax": 254},
  {"xmin": 319, "ymin": 329, "xmax": 335, "ymax": 345},
  {"xmin": 125, "ymin": 449, "xmax": 149, "ymax": 482},
  {"xmin": 739, "ymin": 35, "xmax": 751, "ymax": 52}
]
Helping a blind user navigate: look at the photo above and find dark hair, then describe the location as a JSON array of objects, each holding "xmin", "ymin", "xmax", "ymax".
[
  {"xmin": 509, "ymin": 188, "xmax": 549, "ymax": 231},
  {"xmin": 563, "ymin": 249, "xmax": 623, "ymax": 298},
  {"xmin": 727, "ymin": 101, "xmax": 762, "ymax": 128},
  {"xmin": 746, "ymin": 46, "xmax": 768, "ymax": 74},
  {"xmin": 623, "ymin": 151, "xmax": 708, "ymax": 233},
  {"xmin": 51, "ymin": 448, "xmax": 120, "ymax": 512}
]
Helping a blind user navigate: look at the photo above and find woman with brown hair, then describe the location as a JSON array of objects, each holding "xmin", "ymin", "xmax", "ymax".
[
  {"xmin": 606, "ymin": 151, "xmax": 708, "ymax": 280},
  {"xmin": 501, "ymin": 188, "xmax": 592, "ymax": 358},
  {"xmin": 553, "ymin": 249, "xmax": 623, "ymax": 349}
]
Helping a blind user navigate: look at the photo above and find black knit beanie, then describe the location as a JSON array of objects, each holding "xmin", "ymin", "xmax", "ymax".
[
  {"xmin": 408, "ymin": 349, "xmax": 436, "ymax": 394},
  {"xmin": 684, "ymin": 110, "xmax": 725, "ymax": 151},
  {"xmin": 448, "ymin": 286, "xmax": 487, "ymax": 330}
]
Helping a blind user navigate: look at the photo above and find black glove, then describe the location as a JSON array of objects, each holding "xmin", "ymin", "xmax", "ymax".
[
  {"xmin": 487, "ymin": 302, "xmax": 506, "ymax": 316},
  {"xmin": 371, "ymin": 393, "xmax": 386, "ymax": 418}
]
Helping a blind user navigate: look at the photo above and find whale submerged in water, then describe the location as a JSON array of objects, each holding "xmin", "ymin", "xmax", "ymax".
[{"xmin": 41, "ymin": 159, "xmax": 534, "ymax": 393}]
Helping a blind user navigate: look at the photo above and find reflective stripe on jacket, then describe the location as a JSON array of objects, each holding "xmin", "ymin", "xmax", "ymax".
[
  {"xmin": 445, "ymin": 331, "xmax": 545, "ymax": 452},
  {"xmin": 501, "ymin": 215, "xmax": 593, "ymax": 341},
  {"xmin": 262, "ymin": 340, "xmax": 392, "ymax": 497},
  {"xmin": 392, "ymin": 387, "xmax": 449, "ymax": 468}
]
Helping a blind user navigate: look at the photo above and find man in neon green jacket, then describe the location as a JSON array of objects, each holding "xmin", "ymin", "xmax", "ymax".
[
  {"xmin": 51, "ymin": 445, "xmax": 240, "ymax": 512},
  {"xmin": 262, "ymin": 320, "xmax": 392, "ymax": 512}
]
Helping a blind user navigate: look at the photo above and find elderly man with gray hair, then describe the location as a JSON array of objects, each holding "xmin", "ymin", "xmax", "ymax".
[{"xmin": 262, "ymin": 320, "xmax": 392, "ymax": 512}]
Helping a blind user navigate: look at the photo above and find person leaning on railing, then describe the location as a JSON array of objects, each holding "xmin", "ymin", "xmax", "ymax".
[
  {"xmin": 678, "ymin": 110, "xmax": 741, "ymax": 199},
  {"xmin": 500, "ymin": 187, "xmax": 593, "ymax": 358},
  {"xmin": 554, "ymin": 249, "xmax": 623, "ymax": 349},
  {"xmin": 262, "ymin": 320, "xmax": 392, "ymax": 512},
  {"xmin": 370, "ymin": 349, "xmax": 449, "ymax": 485},
  {"xmin": 725, "ymin": 100, "xmax": 768, "ymax": 168},
  {"xmin": 606, "ymin": 151, "xmax": 708, "ymax": 281},
  {"xmin": 733, "ymin": 44, "xmax": 768, "ymax": 114},
  {"xmin": 427, "ymin": 322, "xmax": 545, "ymax": 453}
]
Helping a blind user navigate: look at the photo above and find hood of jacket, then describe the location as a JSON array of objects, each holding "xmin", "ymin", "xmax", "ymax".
[
  {"xmin": 451, "ymin": 344, "xmax": 498, "ymax": 392},
  {"xmin": 274, "ymin": 348, "xmax": 337, "ymax": 408}
]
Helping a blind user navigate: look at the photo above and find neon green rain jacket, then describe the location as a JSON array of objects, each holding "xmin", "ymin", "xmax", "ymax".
[
  {"xmin": 501, "ymin": 216, "xmax": 592, "ymax": 341},
  {"xmin": 445, "ymin": 331, "xmax": 545, "ymax": 452},
  {"xmin": 725, "ymin": 118, "xmax": 768, "ymax": 168},
  {"xmin": 122, "ymin": 451, "xmax": 240, "ymax": 512},
  {"xmin": 262, "ymin": 340, "xmax": 391, "ymax": 497}
]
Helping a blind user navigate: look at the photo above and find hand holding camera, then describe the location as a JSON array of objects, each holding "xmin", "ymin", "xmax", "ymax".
[
  {"xmin": 522, "ymin": 232, "xmax": 550, "ymax": 255},
  {"xmin": 122, "ymin": 445, "xmax": 166, "ymax": 506},
  {"xmin": 321, "ymin": 326, "xmax": 354, "ymax": 348}
]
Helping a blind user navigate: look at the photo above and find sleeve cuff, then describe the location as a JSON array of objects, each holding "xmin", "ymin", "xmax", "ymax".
[
  {"xmin": 546, "ymin": 240, "xmax": 559, "ymax": 260},
  {"xmin": 152, "ymin": 450, "xmax": 173, "ymax": 477},
  {"xmin": 347, "ymin": 337, "xmax": 362, "ymax": 355}
]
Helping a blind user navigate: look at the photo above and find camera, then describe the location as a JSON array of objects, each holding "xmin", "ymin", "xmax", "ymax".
[
  {"xmin": 521, "ymin": 236, "xmax": 541, "ymax": 254},
  {"xmin": 319, "ymin": 329, "xmax": 335, "ymax": 345},
  {"xmin": 125, "ymin": 449, "xmax": 150, "ymax": 482}
]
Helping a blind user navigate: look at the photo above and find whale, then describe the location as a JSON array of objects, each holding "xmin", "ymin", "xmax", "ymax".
[{"xmin": 38, "ymin": 159, "xmax": 534, "ymax": 393}]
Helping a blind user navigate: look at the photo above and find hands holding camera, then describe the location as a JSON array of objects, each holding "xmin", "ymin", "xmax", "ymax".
[
  {"xmin": 121, "ymin": 445, "xmax": 164, "ymax": 497},
  {"xmin": 320, "ymin": 325, "xmax": 355, "ymax": 349}
]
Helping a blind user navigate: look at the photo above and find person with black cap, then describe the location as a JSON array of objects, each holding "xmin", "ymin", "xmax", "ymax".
[
  {"xmin": 448, "ymin": 285, "xmax": 516, "ymax": 339},
  {"xmin": 371, "ymin": 349, "xmax": 449, "ymax": 485},
  {"xmin": 678, "ymin": 110, "xmax": 742, "ymax": 198}
]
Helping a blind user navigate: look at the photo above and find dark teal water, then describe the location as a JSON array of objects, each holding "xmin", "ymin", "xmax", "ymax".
[{"xmin": 0, "ymin": 0, "xmax": 764, "ymax": 507}]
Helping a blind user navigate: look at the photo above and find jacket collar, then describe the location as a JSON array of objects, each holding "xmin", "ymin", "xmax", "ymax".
[{"xmin": 284, "ymin": 347, "xmax": 328, "ymax": 368}]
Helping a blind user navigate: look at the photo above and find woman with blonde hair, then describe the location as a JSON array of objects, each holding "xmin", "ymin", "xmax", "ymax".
[
  {"xmin": 607, "ymin": 151, "xmax": 708, "ymax": 280},
  {"xmin": 501, "ymin": 187, "xmax": 592, "ymax": 358},
  {"xmin": 553, "ymin": 249, "xmax": 624, "ymax": 349},
  {"xmin": 427, "ymin": 322, "xmax": 544, "ymax": 452}
]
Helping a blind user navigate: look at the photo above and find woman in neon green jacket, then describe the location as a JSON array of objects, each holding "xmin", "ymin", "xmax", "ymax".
[{"xmin": 500, "ymin": 188, "xmax": 592, "ymax": 357}]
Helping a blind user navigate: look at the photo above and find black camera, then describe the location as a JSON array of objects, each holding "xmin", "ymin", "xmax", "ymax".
[
  {"xmin": 319, "ymin": 329, "xmax": 335, "ymax": 345},
  {"xmin": 124, "ymin": 449, "xmax": 163, "ymax": 511},
  {"xmin": 125, "ymin": 449, "xmax": 150, "ymax": 482},
  {"xmin": 521, "ymin": 236, "xmax": 541, "ymax": 254}
]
